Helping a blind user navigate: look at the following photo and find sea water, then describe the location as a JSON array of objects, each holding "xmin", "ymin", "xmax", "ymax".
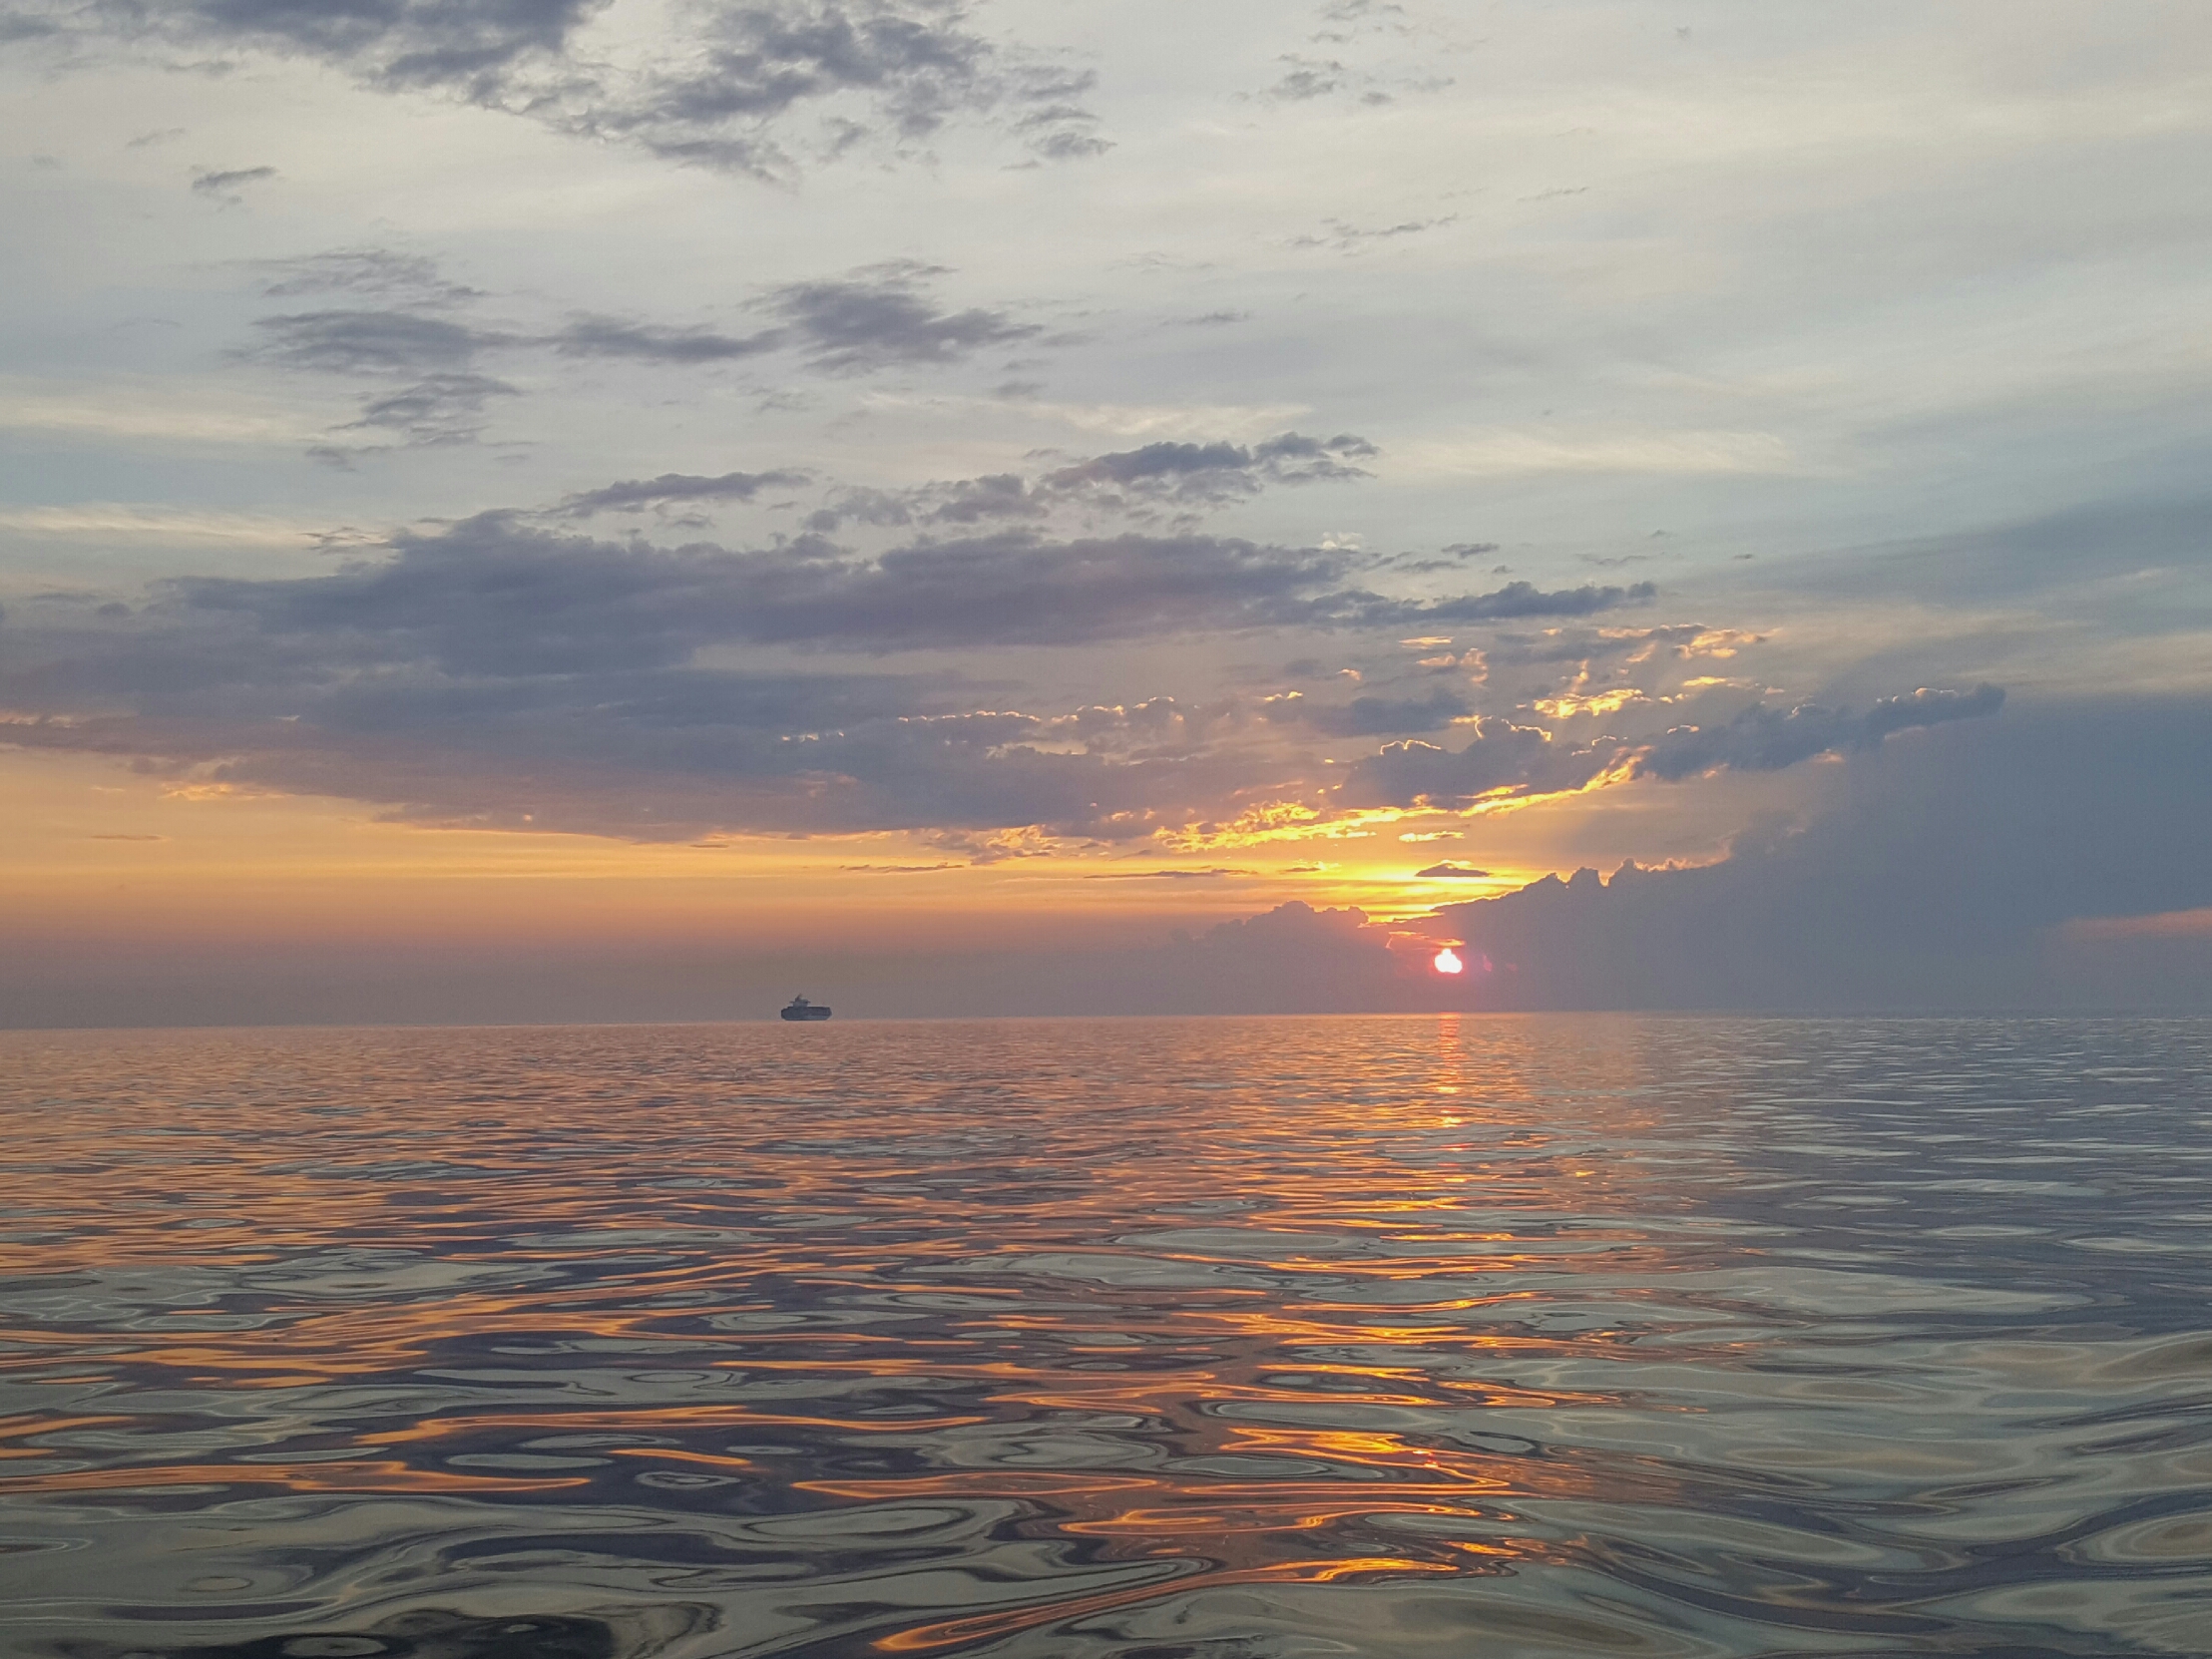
[{"xmin": 1, "ymin": 1017, "xmax": 2208, "ymax": 1657}]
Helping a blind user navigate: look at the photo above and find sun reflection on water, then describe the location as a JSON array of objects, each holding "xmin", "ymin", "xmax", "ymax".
[{"xmin": 2, "ymin": 1017, "xmax": 2210, "ymax": 1657}]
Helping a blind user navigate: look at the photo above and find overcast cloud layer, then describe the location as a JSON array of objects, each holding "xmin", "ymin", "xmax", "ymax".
[{"xmin": 3, "ymin": 0, "xmax": 2209, "ymax": 1017}]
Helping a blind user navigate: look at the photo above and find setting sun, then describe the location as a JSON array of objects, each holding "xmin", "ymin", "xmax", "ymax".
[{"xmin": 1433, "ymin": 947, "xmax": 1465, "ymax": 975}]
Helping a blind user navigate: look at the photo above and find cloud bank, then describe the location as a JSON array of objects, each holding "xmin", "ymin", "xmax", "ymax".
[
  {"xmin": 5, "ymin": 0, "xmax": 1107, "ymax": 176},
  {"xmin": 0, "ymin": 509, "xmax": 1679, "ymax": 840},
  {"xmin": 1425, "ymin": 699, "xmax": 2212, "ymax": 1011}
]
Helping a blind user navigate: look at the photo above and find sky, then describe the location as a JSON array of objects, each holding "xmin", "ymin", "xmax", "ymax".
[{"xmin": 2, "ymin": 0, "xmax": 2208, "ymax": 1024}]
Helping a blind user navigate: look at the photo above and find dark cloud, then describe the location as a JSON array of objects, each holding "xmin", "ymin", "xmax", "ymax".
[
  {"xmin": 87, "ymin": 0, "xmax": 595, "ymax": 91},
  {"xmin": 246, "ymin": 308, "xmax": 516, "ymax": 446},
  {"xmin": 189, "ymin": 164, "xmax": 276, "ymax": 200},
  {"xmin": 566, "ymin": 2, "xmax": 1107, "ymax": 175},
  {"xmin": 6, "ymin": 1, "xmax": 1106, "ymax": 177},
  {"xmin": 559, "ymin": 469, "xmax": 812, "ymax": 516},
  {"xmin": 338, "ymin": 371, "xmax": 520, "ymax": 445},
  {"xmin": 0, "ymin": 517, "xmax": 1667, "ymax": 843},
  {"xmin": 1264, "ymin": 688, "xmax": 1471, "ymax": 737},
  {"xmin": 1415, "ymin": 862, "xmax": 1491, "ymax": 878},
  {"xmin": 799, "ymin": 432, "xmax": 1379, "ymax": 534},
  {"xmin": 258, "ymin": 305, "xmax": 785, "ymax": 374},
  {"xmin": 1345, "ymin": 683, "xmax": 2002, "ymax": 809},
  {"xmin": 238, "ymin": 262, "xmax": 1036, "ymax": 452},
  {"xmin": 1011, "ymin": 100, "xmax": 1110, "ymax": 161},
  {"xmin": 762, "ymin": 264, "xmax": 1039, "ymax": 371},
  {"xmin": 165, "ymin": 518, "xmax": 1361, "ymax": 660},
  {"xmin": 805, "ymin": 486, "xmax": 914, "ymax": 532},
  {"xmin": 549, "ymin": 314, "xmax": 784, "ymax": 364},
  {"xmin": 1632, "ymin": 684, "xmax": 2004, "ymax": 780},
  {"xmin": 1041, "ymin": 431, "xmax": 1378, "ymax": 508},
  {"xmin": 913, "ymin": 474, "xmax": 1044, "ymax": 525},
  {"xmin": 1263, "ymin": 55, "xmax": 1347, "ymax": 101},
  {"xmin": 250, "ymin": 309, "xmax": 501, "ymax": 375},
  {"xmin": 1055, "ymin": 439, "xmax": 1249, "ymax": 484},
  {"xmin": 1433, "ymin": 698, "xmax": 2212, "ymax": 1011},
  {"xmin": 256, "ymin": 247, "xmax": 482, "ymax": 306},
  {"xmin": 1344, "ymin": 716, "xmax": 1576, "ymax": 809},
  {"xmin": 0, "ymin": 629, "xmax": 1274, "ymax": 845}
]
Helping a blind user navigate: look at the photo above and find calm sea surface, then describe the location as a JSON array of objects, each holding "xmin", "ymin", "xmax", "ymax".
[{"xmin": 2, "ymin": 1017, "xmax": 2210, "ymax": 1658}]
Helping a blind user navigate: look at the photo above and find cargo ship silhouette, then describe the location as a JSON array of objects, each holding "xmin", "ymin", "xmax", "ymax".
[{"xmin": 780, "ymin": 995, "xmax": 832, "ymax": 1022}]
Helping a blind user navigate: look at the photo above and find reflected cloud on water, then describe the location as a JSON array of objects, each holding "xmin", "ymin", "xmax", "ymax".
[{"xmin": 2, "ymin": 1017, "xmax": 2210, "ymax": 1656}]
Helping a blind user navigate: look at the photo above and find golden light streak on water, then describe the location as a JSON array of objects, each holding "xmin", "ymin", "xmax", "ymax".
[{"xmin": 1, "ymin": 1017, "xmax": 2209, "ymax": 1656}]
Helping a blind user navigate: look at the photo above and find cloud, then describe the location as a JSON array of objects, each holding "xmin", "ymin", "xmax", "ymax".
[
  {"xmin": 0, "ymin": 639, "xmax": 1283, "ymax": 844},
  {"xmin": 114, "ymin": 514, "xmax": 1657, "ymax": 668},
  {"xmin": 237, "ymin": 261, "xmax": 1039, "ymax": 451},
  {"xmin": 549, "ymin": 314, "xmax": 784, "ymax": 363},
  {"xmin": 562, "ymin": 1, "xmax": 1109, "ymax": 176},
  {"xmin": 337, "ymin": 372, "xmax": 519, "ymax": 446},
  {"xmin": 255, "ymin": 248, "xmax": 483, "ymax": 306},
  {"xmin": 1344, "ymin": 716, "xmax": 1580, "ymax": 809},
  {"xmin": 1041, "ymin": 431, "xmax": 1377, "ymax": 507},
  {"xmin": 190, "ymin": 164, "xmax": 277, "ymax": 201},
  {"xmin": 1414, "ymin": 862, "xmax": 1490, "ymax": 878},
  {"xmin": 762, "ymin": 264, "xmax": 1040, "ymax": 371},
  {"xmin": 559, "ymin": 469, "xmax": 813, "ymax": 517},
  {"xmin": 1263, "ymin": 688, "xmax": 1470, "ymax": 737},
  {"xmin": 1632, "ymin": 684, "xmax": 2005, "ymax": 780},
  {"xmin": 7, "ymin": 1, "xmax": 1107, "ymax": 178},
  {"xmin": 1249, "ymin": 26, "xmax": 1451, "ymax": 110},
  {"xmin": 165, "ymin": 518, "xmax": 1369, "ymax": 658},
  {"xmin": 98, "ymin": 0, "xmax": 593, "ymax": 89},
  {"xmin": 0, "ymin": 511, "xmax": 1673, "ymax": 844},
  {"xmin": 1261, "ymin": 55, "xmax": 1348, "ymax": 101},
  {"xmin": 1288, "ymin": 215, "xmax": 1456, "ymax": 252},
  {"xmin": 892, "ymin": 698, "xmax": 2212, "ymax": 1018},
  {"xmin": 244, "ymin": 307, "xmax": 518, "ymax": 447},
  {"xmin": 250, "ymin": 309, "xmax": 502, "ymax": 376},
  {"xmin": 800, "ymin": 431, "xmax": 1381, "ymax": 533},
  {"xmin": 1430, "ymin": 698, "xmax": 2212, "ymax": 1011},
  {"xmin": 1344, "ymin": 683, "xmax": 2003, "ymax": 808}
]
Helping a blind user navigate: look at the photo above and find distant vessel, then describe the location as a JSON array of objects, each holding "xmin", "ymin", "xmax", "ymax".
[{"xmin": 780, "ymin": 995, "xmax": 832, "ymax": 1022}]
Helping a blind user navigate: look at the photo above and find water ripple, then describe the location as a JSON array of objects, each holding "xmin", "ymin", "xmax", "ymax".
[{"xmin": 1, "ymin": 1016, "xmax": 2208, "ymax": 1656}]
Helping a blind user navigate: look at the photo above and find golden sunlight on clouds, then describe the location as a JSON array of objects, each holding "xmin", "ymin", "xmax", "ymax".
[{"xmin": 1, "ymin": 736, "xmax": 1826, "ymax": 957}]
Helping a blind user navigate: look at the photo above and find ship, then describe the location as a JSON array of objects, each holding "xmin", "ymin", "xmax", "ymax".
[{"xmin": 779, "ymin": 995, "xmax": 832, "ymax": 1022}]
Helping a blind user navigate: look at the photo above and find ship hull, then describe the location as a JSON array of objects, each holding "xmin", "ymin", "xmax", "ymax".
[{"xmin": 780, "ymin": 1008, "xmax": 832, "ymax": 1021}]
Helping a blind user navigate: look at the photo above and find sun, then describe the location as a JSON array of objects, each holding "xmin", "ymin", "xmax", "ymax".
[{"xmin": 1433, "ymin": 947, "xmax": 1465, "ymax": 975}]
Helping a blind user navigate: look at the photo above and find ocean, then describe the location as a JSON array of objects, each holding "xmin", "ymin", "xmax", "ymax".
[{"xmin": 2, "ymin": 1016, "xmax": 2208, "ymax": 1657}]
